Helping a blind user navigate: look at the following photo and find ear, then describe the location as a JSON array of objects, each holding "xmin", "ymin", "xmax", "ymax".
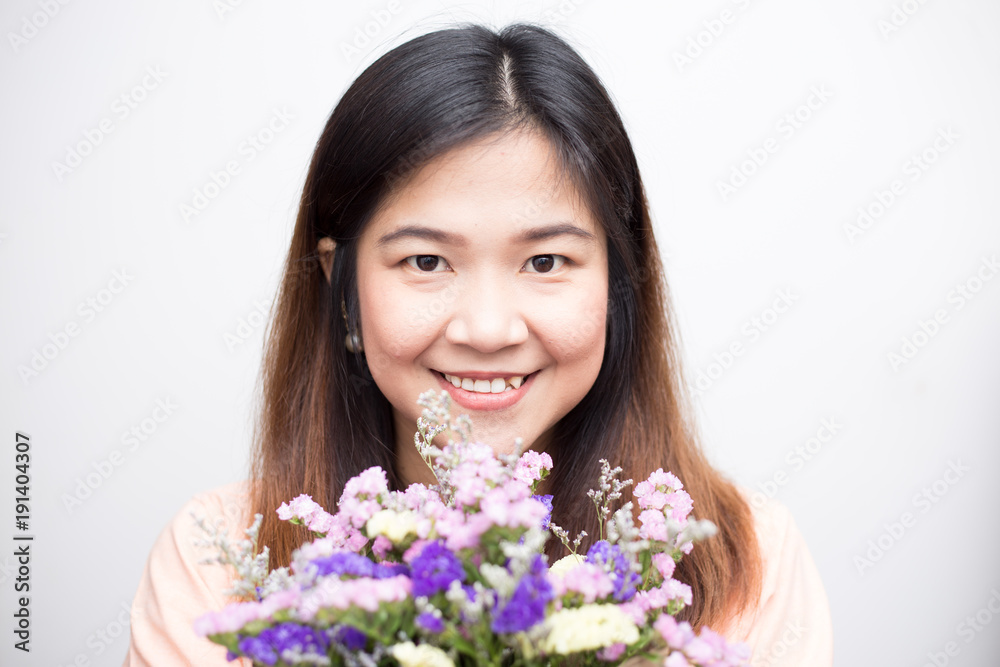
[{"xmin": 317, "ymin": 237, "xmax": 336, "ymax": 283}]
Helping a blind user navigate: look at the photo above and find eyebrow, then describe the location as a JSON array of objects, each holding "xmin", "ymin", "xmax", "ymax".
[{"xmin": 375, "ymin": 222, "xmax": 597, "ymax": 248}]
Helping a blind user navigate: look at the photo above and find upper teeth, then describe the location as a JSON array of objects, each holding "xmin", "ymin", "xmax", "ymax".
[{"xmin": 443, "ymin": 373, "xmax": 525, "ymax": 393}]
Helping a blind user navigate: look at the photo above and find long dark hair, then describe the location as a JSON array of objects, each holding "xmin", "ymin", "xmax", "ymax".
[{"xmin": 249, "ymin": 22, "xmax": 761, "ymax": 631}]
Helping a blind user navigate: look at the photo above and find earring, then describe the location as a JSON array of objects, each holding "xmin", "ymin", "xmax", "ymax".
[{"xmin": 341, "ymin": 297, "xmax": 364, "ymax": 353}]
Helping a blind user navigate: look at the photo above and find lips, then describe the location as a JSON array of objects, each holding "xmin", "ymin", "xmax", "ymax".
[
  {"xmin": 432, "ymin": 369, "xmax": 537, "ymax": 411},
  {"xmin": 438, "ymin": 371, "xmax": 534, "ymax": 393}
]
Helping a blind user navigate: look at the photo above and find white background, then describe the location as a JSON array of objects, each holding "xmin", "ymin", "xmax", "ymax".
[{"xmin": 1, "ymin": 1, "xmax": 999, "ymax": 665}]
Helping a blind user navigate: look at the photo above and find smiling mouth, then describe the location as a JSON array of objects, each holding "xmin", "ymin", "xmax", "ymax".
[{"xmin": 433, "ymin": 370, "xmax": 537, "ymax": 394}]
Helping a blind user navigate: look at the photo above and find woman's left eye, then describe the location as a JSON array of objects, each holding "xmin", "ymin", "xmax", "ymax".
[{"xmin": 523, "ymin": 254, "xmax": 567, "ymax": 274}]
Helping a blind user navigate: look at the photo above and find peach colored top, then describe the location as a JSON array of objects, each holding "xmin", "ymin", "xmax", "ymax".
[{"xmin": 122, "ymin": 481, "xmax": 833, "ymax": 666}]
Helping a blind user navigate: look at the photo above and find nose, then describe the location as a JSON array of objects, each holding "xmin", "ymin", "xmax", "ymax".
[{"xmin": 445, "ymin": 276, "xmax": 529, "ymax": 352}]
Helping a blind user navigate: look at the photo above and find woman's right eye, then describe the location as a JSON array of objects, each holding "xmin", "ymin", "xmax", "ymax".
[{"xmin": 404, "ymin": 255, "xmax": 450, "ymax": 272}]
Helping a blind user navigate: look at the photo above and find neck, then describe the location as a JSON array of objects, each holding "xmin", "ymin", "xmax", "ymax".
[{"xmin": 393, "ymin": 413, "xmax": 437, "ymax": 489}]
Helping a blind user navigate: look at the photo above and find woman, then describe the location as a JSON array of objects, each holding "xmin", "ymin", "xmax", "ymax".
[{"xmin": 124, "ymin": 22, "xmax": 833, "ymax": 666}]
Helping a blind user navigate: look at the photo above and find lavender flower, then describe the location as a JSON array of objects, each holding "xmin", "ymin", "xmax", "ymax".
[
  {"xmin": 332, "ymin": 624, "xmax": 367, "ymax": 651},
  {"xmin": 309, "ymin": 551, "xmax": 410, "ymax": 580},
  {"xmin": 416, "ymin": 611, "xmax": 445, "ymax": 633},
  {"xmin": 532, "ymin": 494, "xmax": 553, "ymax": 530},
  {"xmin": 310, "ymin": 551, "xmax": 375, "ymax": 578},
  {"xmin": 235, "ymin": 623, "xmax": 332, "ymax": 666},
  {"xmin": 586, "ymin": 540, "xmax": 641, "ymax": 602},
  {"xmin": 491, "ymin": 555, "xmax": 553, "ymax": 633},
  {"xmin": 411, "ymin": 540, "xmax": 466, "ymax": 597}
]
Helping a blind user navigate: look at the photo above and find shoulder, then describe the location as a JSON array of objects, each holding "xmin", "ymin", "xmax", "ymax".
[
  {"xmin": 172, "ymin": 480, "xmax": 253, "ymax": 534},
  {"xmin": 123, "ymin": 481, "xmax": 254, "ymax": 667},
  {"xmin": 719, "ymin": 484, "xmax": 834, "ymax": 667},
  {"xmin": 152, "ymin": 480, "xmax": 254, "ymax": 565}
]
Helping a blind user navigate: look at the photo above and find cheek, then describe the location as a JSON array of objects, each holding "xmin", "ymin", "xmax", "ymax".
[
  {"xmin": 536, "ymin": 288, "xmax": 607, "ymax": 367},
  {"xmin": 358, "ymin": 276, "xmax": 443, "ymax": 373}
]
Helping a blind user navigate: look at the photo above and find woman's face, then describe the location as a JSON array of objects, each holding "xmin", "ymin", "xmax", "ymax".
[{"xmin": 355, "ymin": 129, "xmax": 608, "ymax": 480}]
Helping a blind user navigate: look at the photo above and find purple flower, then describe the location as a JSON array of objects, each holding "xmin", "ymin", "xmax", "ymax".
[
  {"xmin": 532, "ymin": 494, "xmax": 553, "ymax": 530},
  {"xmin": 375, "ymin": 561, "xmax": 411, "ymax": 579},
  {"xmin": 311, "ymin": 551, "xmax": 375, "ymax": 578},
  {"xmin": 411, "ymin": 541, "xmax": 466, "ymax": 597},
  {"xmin": 309, "ymin": 551, "xmax": 409, "ymax": 581},
  {"xmin": 492, "ymin": 555, "xmax": 553, "ymax": 633},
  {"xmin": 416, "ymin": 612, "xmax": 445, "ymax": 633},
  {"xmin": 332, "ymin": 625, "xmax": 367, "ymax": 651},
  {"xmin": 586, "ymin": 540, "xmax": 641, "ymax": 602},
  {"xmin": 236, "ymin": 623, "xmax": 332, "ymax": 665}
]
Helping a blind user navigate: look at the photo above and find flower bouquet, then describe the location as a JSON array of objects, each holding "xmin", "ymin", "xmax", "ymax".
[{"xmin": 193, "ymin": 390, "xmax": 750, "ymax": 667}]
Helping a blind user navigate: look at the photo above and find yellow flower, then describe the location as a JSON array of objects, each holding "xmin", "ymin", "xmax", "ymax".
[
  {"xmin": 391, "ymin": 642, "xmax": 454, "ymax": 667},
  {"xmin": 366, "ymin": 509, "xmax": 418, "ymax": 543},
  {"xmin": 540, "ymin": 604, "xmax": 640, "ymax": 655},
  {"xmin": 547, "ymin": 553, "xmax": 585, "ymax": 576}
]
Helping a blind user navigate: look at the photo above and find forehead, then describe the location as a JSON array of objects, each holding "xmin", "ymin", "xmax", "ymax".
[{"xmin": 362, "ymin": 129, "xmax": 604, "ymax": 243}]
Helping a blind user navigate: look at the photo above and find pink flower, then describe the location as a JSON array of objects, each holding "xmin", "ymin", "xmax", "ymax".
[
  {"xmin": 648, "ymin": 469, "xmax": 683, "ymax": 490},
  {"xmin": 298, "ymin": 574, "xmax": 412, "ymax": 620},
  {"xmin": 372, "ymin": 535, "xmax": 393, "ymax": 559},
  {"xmin": 402, "ymin": 538, "xmax": 430, "ymax": 563},
  {"xmin": 652, "ymin": 552, "xmax": 676, "ymax": 579},
  {"xmin": 550, "ymin": 562, "xmax": 614, "ymax": 603},
  {"xmin": 682, "ymin": 637, "xmax": 715, "ymax": 664},
  {"xmin": 453, "ymin": 475, "xmax": 488, "ymax": 507},
  {"xmin": 341, "ymin": 466, "xmax": 388, "ymax": 501},
  {"xmin": 306, "ymin": 511, "xmax": 338, "ymax": 534},
  {"xmin": 643, "ymin": 490, "xmax": 670, "ymax": 511},
  {"xmin": 665, "ymin": 490, "xmax": 693, "ymax": 524},
  {"xmin": 400, "ymin": 483, "xmax": 438, "ymax": 511},
  {"xmin": 277, "ymin": 494, "xmax": 322, "ymax": 523},
  {"xmin": 514, "ymin": 450, "xmax": 553, "ymax": 485},
  {"xmin": 638, "ymin": 509, "xmax": 668, "ymax": 541},
  {"xmin": 597, "ymin": 642, "xmax": 626, "ymax": 661},
  {"xmin": 193, "ymin": 602, "xmax": 262, "ymax": 636},
  {"xmin": 339, "ymin": 497, "xmax": 383, "ymax": 529},
  {"xmin": 345, "ymin": 530, "xmax": 369, "ymax": 552},
  {"xmin": 654, "ymin": 615, "xmax": 695, "ymax": 650},
  {"xmin": 192, "ymin": 587, "xmax": 301, "ymax": 637},
  {"xmin": 617, "ymin": 600, "xmax": 646, "ymax": 626},
  {"xmin": 443, "ymin": 513, "xmax": 493, "ymax": 551},
  {"xmin": 664, "ymin": 653, "xmax": 692, "ymax": 667},
  {"xmin": 663, "ymin": 579, "xmax": 693, "ymax": 606}
]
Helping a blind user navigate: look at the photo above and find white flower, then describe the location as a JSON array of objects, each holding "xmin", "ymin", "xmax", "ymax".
[
  {"xmin": 391, "ymin": 642, "xmax": 454, "ymax": 667},
  {"xmin": 540, "ymin": 604, "xmax": 640, "ymax": 655},
  {"xmin": 365, "ymin": 509, "xmax": 418, "ymax": 543},
  {"xmin": 547, "ymin": 553, "xmax": 586, "ymax": 577}
]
